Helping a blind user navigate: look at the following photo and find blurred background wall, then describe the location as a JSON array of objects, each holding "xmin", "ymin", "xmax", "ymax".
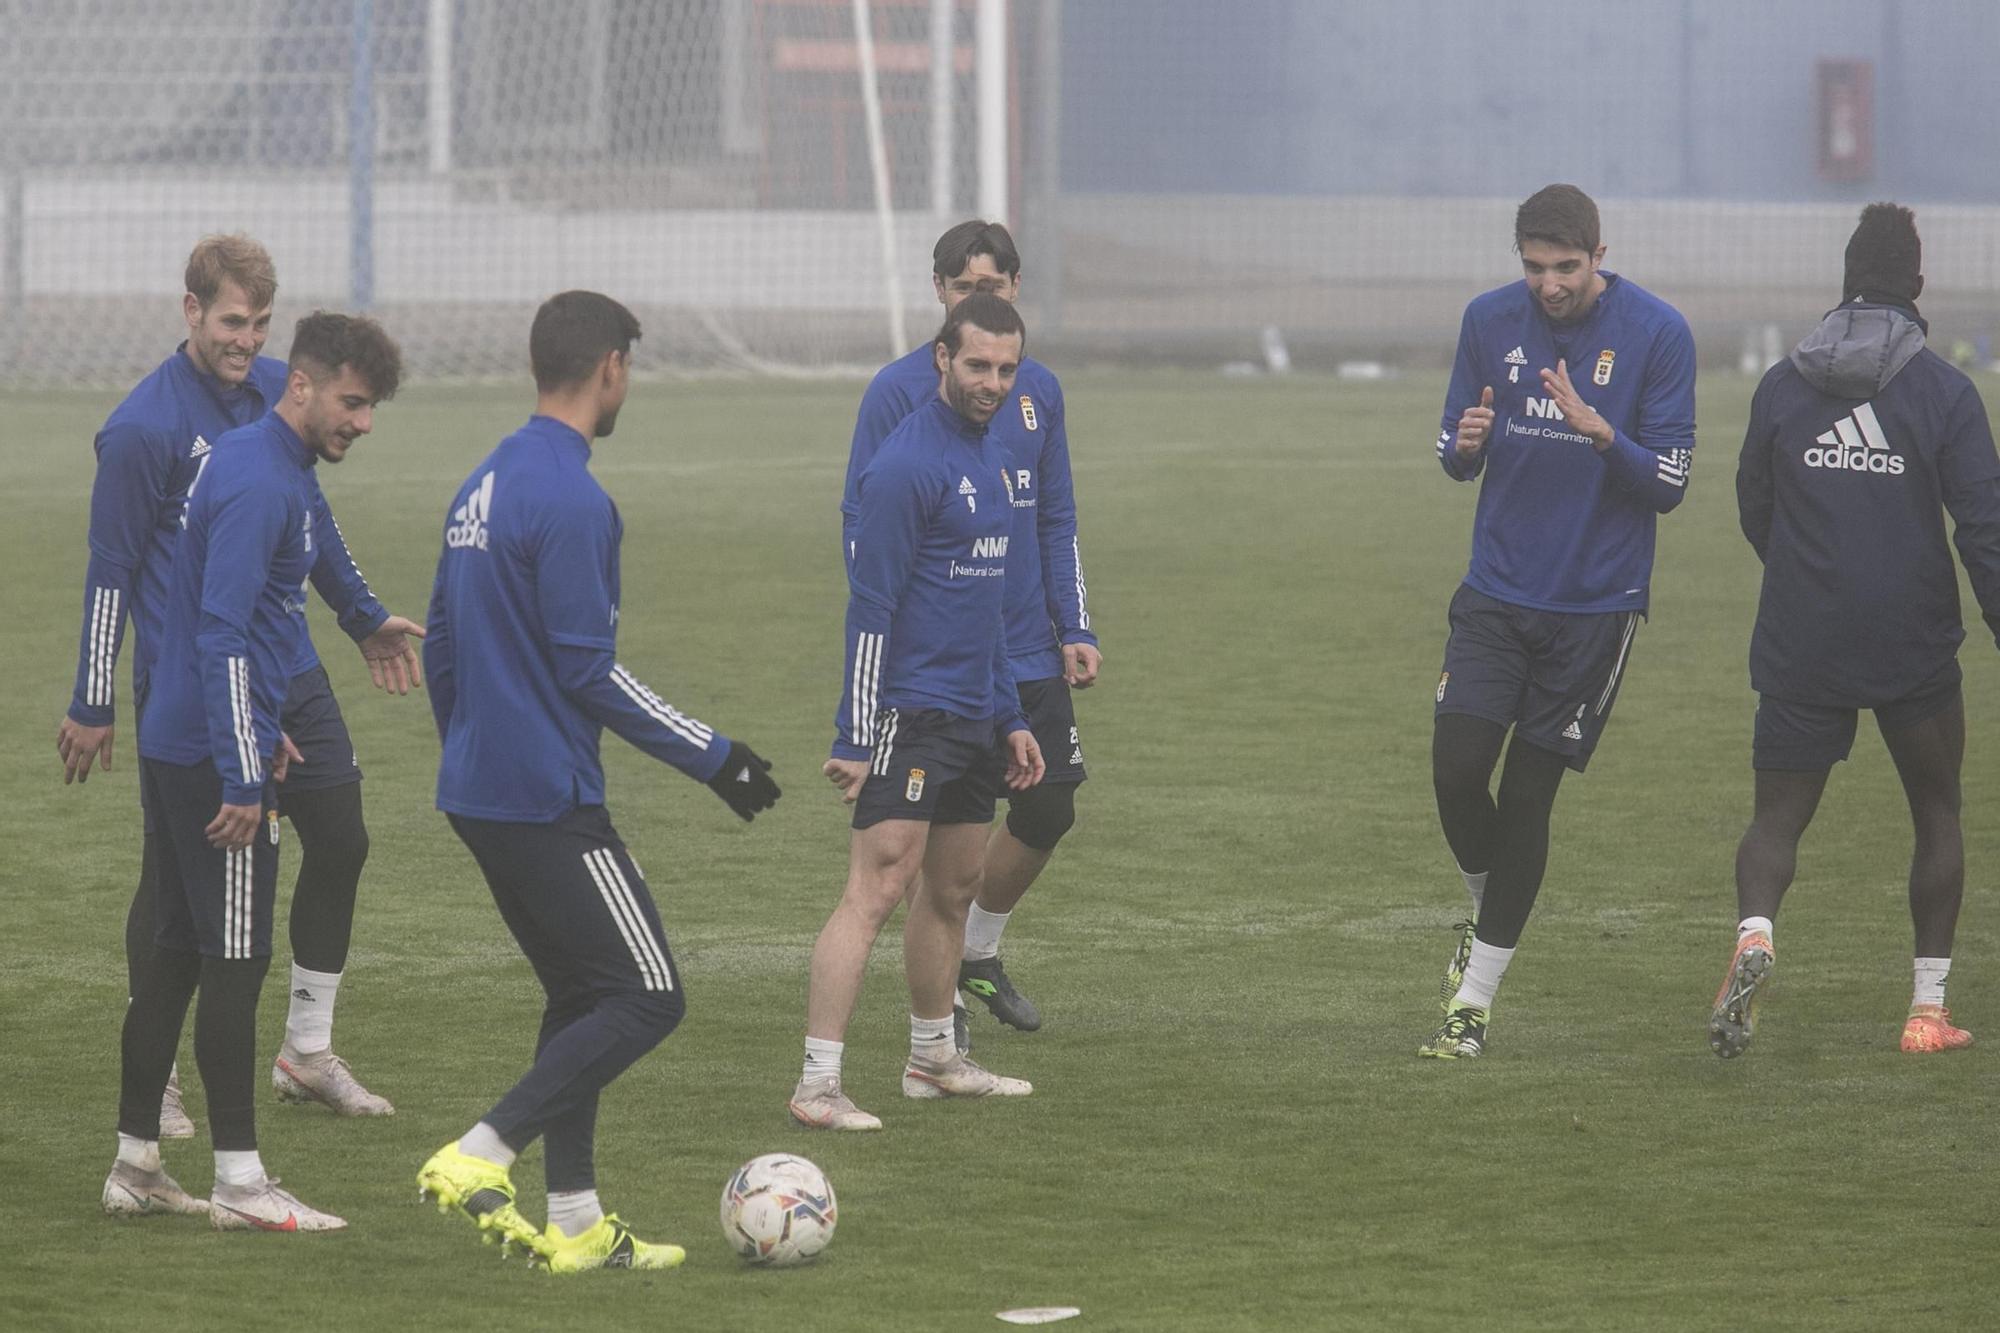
[{"xmin": 5, "ymin": 0, "xmax": 1998, "ymax": 383}]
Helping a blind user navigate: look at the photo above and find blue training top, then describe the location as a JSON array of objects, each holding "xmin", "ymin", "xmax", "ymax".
[
  {"xmin": 68, "ymin": 347, "xmax": 385, "ymax": 730},
  {"xmin": 425, "ymin": 415, "xmax": 730, "ymax": 823},
  {"xmin": 137, "ymin": 412, "xmax": 318, "ymax": 805},
  {"xmin": 833, "ymin": 394, "xmax": 1028, "ymax": 762},
  {"xmin": 842, "ymin": 344, "xmax": 1096, "ymax": 682},
  {"xmin": 1436, "ymin": 273, "xmax": 1697, "ymax": 614}
]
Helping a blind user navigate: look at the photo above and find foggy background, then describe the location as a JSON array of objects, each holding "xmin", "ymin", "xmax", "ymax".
[{"xmin": 4, "ymin": 0, "xmax": 1998, "ymax": 384}]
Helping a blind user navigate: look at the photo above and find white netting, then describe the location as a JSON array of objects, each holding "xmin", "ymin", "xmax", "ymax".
[
  {"xmin": 12, "ymin": 1, "xmax": 2000, "ymax": 386},
  {"xmin": 0, "ymin": 0, "xmax": 987, "ymax": 385}
]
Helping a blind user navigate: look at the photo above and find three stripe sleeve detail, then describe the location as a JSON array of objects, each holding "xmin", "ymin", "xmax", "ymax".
[
  {"xmin": 1072, "ymin": 539, "xmax": 1091, "ymax": 633},
  {"xmin": 227, "ymin": 656, "xmax": 262, "ymax": 785},
  {"xmin": 85, "ymin": 586, "xmax": 121, "ymax": 707},
  {"xmin": 1656, "ymin": 446, "xmax": 1692, "ymax": 489},
  {"xmin": 850, "ymin": 631, "xmax": 884, "ymax": 746},
  {"xmin": 610, "ymin": 665, "xmax": 714, "ymax": 751}
]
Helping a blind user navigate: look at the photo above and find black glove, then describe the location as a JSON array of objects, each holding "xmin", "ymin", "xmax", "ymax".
[{"xmin": 706, "ymin": 741, "xmax": 780, "ymax": 821}]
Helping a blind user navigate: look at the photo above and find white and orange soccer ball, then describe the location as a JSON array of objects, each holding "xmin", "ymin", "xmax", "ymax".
[{"xmin": 720, "ymin": 1153, "xmax": 837, "ymax": 1266}]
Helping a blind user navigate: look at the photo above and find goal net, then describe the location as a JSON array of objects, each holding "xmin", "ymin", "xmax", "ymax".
[{"xmin": 0, "ymin": 0, "xmax": 997, "ymax": 386}]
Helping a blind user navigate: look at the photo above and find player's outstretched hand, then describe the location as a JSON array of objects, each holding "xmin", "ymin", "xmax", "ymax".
[
  {"xmin": 707, "ymin": 741, "xmax": 781, "ymax": 821},
  {"xmin": 822, "ymin": 757, "xmax": 868, "ymax": 804},
  {"xmin": 360, "ymin": 615, "xmax": 427, "ymax": 694},
  {"xmin": 1456, "ymin": 385, "xmax": 1496, "ymax": 458},
  {"xmin": 1004, "ymin": 730, "xmax": 1045, "ymax": 791},
  {"xmin": 57, "ymin": 716, "xmax": 114, "ymax": 785},
  {"xmin": 1540, "ymin": 361, "xmax": 1614, "ymax": 450},
  {"xmin": 1063, "ymin": 642, "xmax": 1103, "ymax": 689}
]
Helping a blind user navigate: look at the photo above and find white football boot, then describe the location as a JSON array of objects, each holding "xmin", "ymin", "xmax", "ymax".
[
  {"xmin": 272, "ymin": 1044, "xmax": 395, "ymax": 1116},
  {"xmin": 209, "ymin": 1177, "xmax": 346, "ymax": 1232},
  {"xmin": 102, "ymin": 1160, "xmax": 208, "ymax": 1217},
  {"xmin": 902, "ymin": 1051, "xmax": 1032, "ymax": 1099},
  {"xmin": 787, "ymin": 1076, "xmax": 883, "ymax": 1131},
  {"xmin": 160, "ymin": 1065, "xmax": 196, "ymax": 1139}
]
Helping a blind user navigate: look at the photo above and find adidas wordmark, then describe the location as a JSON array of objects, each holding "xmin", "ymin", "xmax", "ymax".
[
  {"xmin": 1804, "ymin": 402, "xmax": 1905, "ymax": 475},
  {"xmin": 447, "ymin": 472, "xmax": 494, "ymax": 549}
]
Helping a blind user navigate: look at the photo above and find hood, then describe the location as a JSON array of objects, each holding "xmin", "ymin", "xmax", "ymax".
[{"xmin": 1789, "ymin": 303, "xmax": 1926, "ymax": 398}]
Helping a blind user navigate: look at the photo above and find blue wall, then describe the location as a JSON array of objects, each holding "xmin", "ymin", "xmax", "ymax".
[{"xmin": 1060, "ymin": 0, "xmax": 2000, "ymax": 202}]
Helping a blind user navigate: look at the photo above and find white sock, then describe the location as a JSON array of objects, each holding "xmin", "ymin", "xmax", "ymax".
[
  {"xmin": 547, "ymin": 1189, "xmax": 604, "ymax": 1238},
  {"xmin": 909, "ymin": 1013, "xmax": 954, "ymax": 1064},
  {"xmin": 963, "ymin": 904, "xmax": 1010, "ymax": 961},
  {"xmin": 214, "ymin": 1149, "xmax": 266, "ymax": 1188},
  {"xmin": 1453, "ymin": 939, "xmax": 1515, "ymax": 1010},
  {"xmin": 803, "ymin": 1036, "xmax": 844, "ymax": 1083},
  {"xmin": 116, "ymin": 1133, "xmax": 160, "ymax": 1173},
  {"xmin": 458, "ymin": 1122, "xmax": 516, "ymax": 1168},
  {"xmin": 1737, "ymin": 916, "xmax": 1775, "ymax": 943},
  {"xmin": 1913, "ymin": 957, "xmax": 1951, "ymax": 1008},
  {"xmin": 284, "ymin": 964, "xmax": 342, "ymax": 1056},
  {"xmin": 1457, "ymin": 865, "xmax": 1488, "ymax": 916}
]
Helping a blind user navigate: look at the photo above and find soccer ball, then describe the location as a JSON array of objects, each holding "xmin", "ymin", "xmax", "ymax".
[{"xmin": 720, "ymin": 1153, "xmax": 837, "ymax": 1266}]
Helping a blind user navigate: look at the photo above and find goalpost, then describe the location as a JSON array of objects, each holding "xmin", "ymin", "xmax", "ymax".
[{"xmin": 0, "ymin": 0, "xmax": 1014, "ymax": 385}]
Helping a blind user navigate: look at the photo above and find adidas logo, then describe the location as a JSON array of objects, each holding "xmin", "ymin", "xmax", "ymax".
[
  {"xmin": 1561, "ymin": 720, "xmax": 1583, "ymax": 741},
  {"xmin": 1504, "ymin": 346, "xmax": 1528, "ymax": 366},
  {"xmin": 189, "ymin": 435, "xmax": 211, "ymax": 458},
  {"xmin": 446, "ymin": 471, "xmax": 494, "ymax": 550},
  {"xmin": 1804, "ymin": 402, "xmax": 1905, "ymax": 475},
  {"xmin": 1069, "ymin": 746, "xmax": 1084, "ymax": 765},
  {"xmin": 958, "ymin": 477, "xmax": 977, "ymax": 495},
  {"xmin": 291, "ymin": 987, "xmax": 316, "ymax": 1002}
]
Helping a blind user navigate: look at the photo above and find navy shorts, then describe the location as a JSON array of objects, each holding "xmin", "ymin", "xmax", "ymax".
[
  {"xmin": 1753, "ymin": 661, "xmax": 1963, "ymax": 771},
  {"xmin": 852, "ymin": 709, "xmax": 1003, "ymax": 830},
  {"xmin": 1012, "ymin": 676, "xmax": 1086, "ymax": 791},
  {"xmin": 141, "ymin": 757, "xmax": 279, "ymax": 960},
  {"xmin": 447, "ymin": 805, "xmax": 681, "ymax": 999},
  {"xmin": 1434, "ymin": 583, "xmax": 1641, "ymax": 772},
  {"xmin": 276, "ymin": 665, "xmax": 361, "ymax": 802}
]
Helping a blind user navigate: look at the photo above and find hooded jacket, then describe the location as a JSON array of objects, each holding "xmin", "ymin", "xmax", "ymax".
[{"xmin": 1738, "ymin": 300, "xmax": 2000, "ymax": 706}]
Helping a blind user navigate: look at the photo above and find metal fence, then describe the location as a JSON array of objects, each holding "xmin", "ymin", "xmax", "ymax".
[{"xmin": 7, "ymin": 0, "xmax": 2000, "ymax": 385}]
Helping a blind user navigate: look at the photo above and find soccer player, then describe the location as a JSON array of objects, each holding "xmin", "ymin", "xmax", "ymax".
[
  {"xmin": 1422, "ymin": 184, "xmax": 1696, "ymax": 1059},
  {"xmin": 62, "ymin": 236, "xmax": 416, "ymax": 1141},
  {"xmin": 790, "ymin": 293, "xmax": 1046, "ymax": 1131},
  {"xmin": 416, "ymin": 291, "xmax": 780, "ymax": 1272},
  {"xmin": 109, "ymin": 311, "xmax": 403, "ymax": 1232},
  {"xmin": 1711, "ymin": 203, "xmax": 2000, "ymax": 1058},
  {"xmin": 839, "ymin": 220, "xmax": 1100, "ymax": 1048}
]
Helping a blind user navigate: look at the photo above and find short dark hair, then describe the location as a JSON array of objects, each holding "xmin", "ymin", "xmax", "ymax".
[
  {"xmin": 933, "ymin": 219, "xmax": 1021, "ymax": 281},
  {"xmin": 936, "ymin": 292, "xmax": 1027, "ymax": 356},
  {"xmin": 531, "ymin": 290, "xmax": 642, "ymax": 391},
  {"xmin": 289, "ymin": 311, "xmax": 402, "ymax": 400},
  {"xmin": 1515, "ymin": 184, "xmax": 1600, "ymax": 254},
  {"xmin": 1843, "ymin": 202, "xmax": 1921, "ymax": 305}
]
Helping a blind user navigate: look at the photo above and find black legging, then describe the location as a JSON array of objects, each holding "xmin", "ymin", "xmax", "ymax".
[
  {"xmin": 119, "ymin": 946, "xmax": 269, "ymax": 1150},
  {"xmin": 1433, "ymin": 713, "xmax": 1569, "ymax": 950},
  {"xmin": 278, "ymin": 782, "xmax": 370, "ymax": 973},
  {"xmin": 126, "ymin": 781, "xmax": 369, "ymax": 993}
]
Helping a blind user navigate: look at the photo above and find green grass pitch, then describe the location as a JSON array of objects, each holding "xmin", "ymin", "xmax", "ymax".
[{"xmin": 3, "ymin": 372, "xmax": 1997, "ymax": 1330}]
